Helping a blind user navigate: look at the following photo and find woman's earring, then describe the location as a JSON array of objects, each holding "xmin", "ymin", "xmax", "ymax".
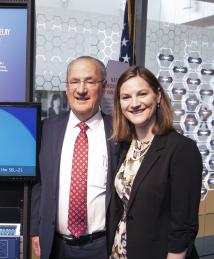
[{"xmin": 157, "ymin": 103, "xmax": 160, "ymax": 109}]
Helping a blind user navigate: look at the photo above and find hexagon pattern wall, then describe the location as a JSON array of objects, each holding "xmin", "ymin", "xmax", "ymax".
[
  {"xmin": 35, "ymin": 6, "xmax": 122, "ymax": 92},
  {"xmin": 146, "ymin": 20, "xmax": 214, "ymax": 200}
]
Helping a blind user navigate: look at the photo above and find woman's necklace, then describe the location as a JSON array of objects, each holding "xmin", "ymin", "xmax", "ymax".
[{"xmin": 132, "ymin": 140, "xmax": 151, "ymax": 160}]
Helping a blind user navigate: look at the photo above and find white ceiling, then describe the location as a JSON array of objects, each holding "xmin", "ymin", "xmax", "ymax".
[
  {"xmin": 36, "ymin": 0, "xmax": 124, "ymax": 16},
  {"xmin": 148, "ymin": 0, "xmax": 214, "ymax": 27}
]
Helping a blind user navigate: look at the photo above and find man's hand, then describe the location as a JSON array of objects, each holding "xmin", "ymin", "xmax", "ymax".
[
  {"xmin": 32, "ymin": 236, "xmax": 41, "ymax": 257},
  {"xmin": 167, "ymin": 250, "xmax": 187, "ymax": 259}
]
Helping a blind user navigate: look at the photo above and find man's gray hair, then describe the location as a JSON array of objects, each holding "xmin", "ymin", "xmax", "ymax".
[{"xmin": 66, "ymin": 56, "xmax": 107, "ymax": 80}]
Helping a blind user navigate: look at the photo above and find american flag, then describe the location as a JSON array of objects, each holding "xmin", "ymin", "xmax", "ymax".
[{"xmin": 119, "ymin": 0, "xmax": 136, "ymax": 65}]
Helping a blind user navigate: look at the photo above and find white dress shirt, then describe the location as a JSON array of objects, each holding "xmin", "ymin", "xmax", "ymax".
[{"xmin": 57, "ymin": 110, "xmax": 108, "ymax": 235}]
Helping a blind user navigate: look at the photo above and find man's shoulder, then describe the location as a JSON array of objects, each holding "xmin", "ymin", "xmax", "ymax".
[
  {"xmin": 46, "ymin": 111, "xmax": 69, "ymax": 122},
  {"xmin": 101, "ymin": 112, "xmax": 112, "ymax": 123},
  {"xmin": 42, "ymin": 111, "xmax": 70, "ymax": 129}
]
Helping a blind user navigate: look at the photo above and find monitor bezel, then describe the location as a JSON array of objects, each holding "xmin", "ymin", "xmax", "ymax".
[{"xmin": 0, "ymin": 102, "xmax": 41, "ymax": 182}]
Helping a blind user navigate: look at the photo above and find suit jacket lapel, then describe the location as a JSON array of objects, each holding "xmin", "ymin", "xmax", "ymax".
[
  {"xmin": 103, "ymin": 114, "xmax": 120, "ymax": 209},
  {"xmin": 52, "ymin": 112, "xmax": 70, "ymax": 190},
  {"xmin": 118, "ymin": 142, "xmax": 130, "ymax": 168},
  {"xmin": 127, "ymin": 135, "xmax": 166, "ymax": 212}
]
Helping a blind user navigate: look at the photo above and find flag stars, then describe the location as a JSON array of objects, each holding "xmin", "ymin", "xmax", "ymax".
[
  {"xmin": 121, "ymin": 37, "xmax": 128, "ymax": 47},
  {"xmin": 121, "ymin": 54, "xmax": 130, "ymax": 63}
]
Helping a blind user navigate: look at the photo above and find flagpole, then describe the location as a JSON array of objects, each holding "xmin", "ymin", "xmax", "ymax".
[{"xmin": 135, "ymin": 0, "xmax": 148, "ymax": 66}]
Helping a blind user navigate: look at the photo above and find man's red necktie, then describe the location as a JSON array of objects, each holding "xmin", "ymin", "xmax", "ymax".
[{"xmin": 68, "ymin": 122, "xmax": 88, "ymax": 238}]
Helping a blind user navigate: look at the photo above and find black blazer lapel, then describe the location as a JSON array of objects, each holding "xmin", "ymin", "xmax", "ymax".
[
  {"xmin": 102, "ymin": 114, "xmax": 113, "ymax": 208},
  {"xmin": 127, "ymin": 135, "xmax": 166, "ymax": 212},
  {"xmin": 51, "ymin": 112, "xmax": 70, "ymax": 191},
  {"xmin": 118, "ymin": 142, "xmax": 130, "ymax": 168},
  {"xmin": 103, "ymin": 114, "xmax": 120, "ymax": 209}
]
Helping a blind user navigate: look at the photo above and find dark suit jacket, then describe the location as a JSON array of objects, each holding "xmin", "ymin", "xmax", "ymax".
[
  {"xmin": 30, "ymin": 111, "xmax": 119, "ymax": 259},
  {"xmin": 107, "ymin": 131, "xmax": 202, "ymax": 259}
]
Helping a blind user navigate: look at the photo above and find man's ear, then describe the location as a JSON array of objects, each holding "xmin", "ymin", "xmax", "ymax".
[
  {"xmin": 102, "ymin": 80, "xmax": 107, "ymax": 90},
  {"xmin": 100, "ymin": 80, "xmax": 107, "ymax": 97}
]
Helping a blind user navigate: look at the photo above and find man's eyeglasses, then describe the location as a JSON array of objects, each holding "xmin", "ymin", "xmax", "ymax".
[{"xmin": 66, "ymin": 79, "xmax": 105, "ymax": 88}]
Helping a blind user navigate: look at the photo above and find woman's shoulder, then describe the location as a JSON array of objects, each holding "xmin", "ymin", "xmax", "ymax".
[{"xmin": 163, "ymin": 130, "xmax": 198, "ymax": 148}]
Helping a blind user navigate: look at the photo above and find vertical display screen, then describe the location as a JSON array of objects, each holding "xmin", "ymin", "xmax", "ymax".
[{"xmin": 0, "ymin": 8, "xmax": 27, "ymax": 101}]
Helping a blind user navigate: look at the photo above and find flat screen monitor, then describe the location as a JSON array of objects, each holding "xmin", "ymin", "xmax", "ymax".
[
  {"xmin": 0, "ymin": 103, "xmax": 41, "ymax": 181},
  {"xmin": 0, "ymin": 2, "xmax": 34, "ymax": 101}
]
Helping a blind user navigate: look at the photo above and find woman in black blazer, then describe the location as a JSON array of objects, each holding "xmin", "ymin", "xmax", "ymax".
[{"xmin": 107, "ymin": 66, "xmax": 202, "ymax": 259}]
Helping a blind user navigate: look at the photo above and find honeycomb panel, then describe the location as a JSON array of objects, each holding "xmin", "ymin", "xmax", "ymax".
[
  {"xmin": 146, "ymin": 20, "xmax": 214, "ymax": 200},
  {"xmin": 35, "ymin": 6, "xmax": 122, "ymax": 92}
]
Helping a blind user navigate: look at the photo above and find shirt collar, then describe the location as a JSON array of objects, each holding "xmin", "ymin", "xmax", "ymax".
[{"xmin": 69, "ymin": 109, "xmax": 102, "ymax": 130}]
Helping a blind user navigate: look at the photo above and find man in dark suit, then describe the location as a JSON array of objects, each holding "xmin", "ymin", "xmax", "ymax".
[{"xmin": 30, "ymin": 56, "xmax": 118, "ymax": 259}]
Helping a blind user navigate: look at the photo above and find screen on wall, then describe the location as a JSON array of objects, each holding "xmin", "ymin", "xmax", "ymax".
[
  {"xmin": 0, "ymin": 103, "xmax": 41, "ymax": 181},
  {"xmin": 0, "ymin": 7, "xmax": 27, "ymax": 101}
]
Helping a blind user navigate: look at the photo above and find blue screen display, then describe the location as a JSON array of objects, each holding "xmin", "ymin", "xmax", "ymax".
[
  {"xmin": 0, "ymin": 105, "xmax": 39, "ymax": 177},
  {"xmin": 0, "ymin": 8, "xmax": 27, "ymax": 101}
]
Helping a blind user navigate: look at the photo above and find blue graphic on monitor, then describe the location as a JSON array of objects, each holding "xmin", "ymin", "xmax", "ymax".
[
  {"xmin": 0, "ymin": 107, "xmax": 37, "ymax": 176},
  {"xmin": 0, "ymin": 8, "xmax": 27, "ymax": 101}
]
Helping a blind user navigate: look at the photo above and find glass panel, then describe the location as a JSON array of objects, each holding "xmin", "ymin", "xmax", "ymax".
[
  {"xmin": 146, "ymin": 0, "xmax": 214, "ymax": 256},
  {"xmin": 34, "ymin": 0, "xmax": 124, "ymax": 118}
]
